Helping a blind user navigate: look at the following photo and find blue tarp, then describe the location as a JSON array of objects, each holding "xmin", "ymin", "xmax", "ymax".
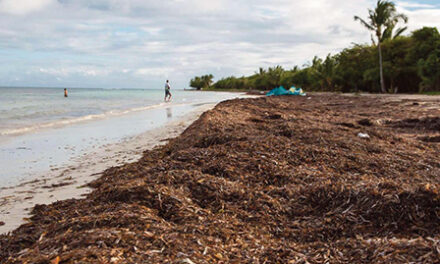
[
  {"xmin": 266, "ymin": 86, "xmax": 307, "ymax": 96},
  {"xmin": 266, "ymin": 86, "xmax": 293, "ymax": 96}
]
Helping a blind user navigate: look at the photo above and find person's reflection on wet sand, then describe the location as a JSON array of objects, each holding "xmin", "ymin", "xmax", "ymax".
[{"xmin": 166, "ymin": 108, "xmax": 172, "ymax": 118}]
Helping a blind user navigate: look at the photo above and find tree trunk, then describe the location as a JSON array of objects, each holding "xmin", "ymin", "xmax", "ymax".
[{"xmin": 378, "ymin": 41, "xmax": 386, "ymax": 93}]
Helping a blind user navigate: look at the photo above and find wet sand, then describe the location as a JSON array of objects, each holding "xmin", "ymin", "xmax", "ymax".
[
  {"xmin": 1, "ymin": 94, "xmax": 439, "ymax": 263},
  {"xmin": 0, "ymin": 103, "xmax": 216, "ymax": 234}
]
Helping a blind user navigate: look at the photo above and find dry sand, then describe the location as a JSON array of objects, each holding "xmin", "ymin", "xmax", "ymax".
[{"xmin": 0, "ymin": 103, "xmax": 216, "ymax": 234}]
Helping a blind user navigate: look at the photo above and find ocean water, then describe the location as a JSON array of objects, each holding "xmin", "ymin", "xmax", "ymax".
[
  {"xmin": 0, "ymin": 87, "xmax": 235, "ymax": 137},
  {"xmin": 0, "ymin": 87, "xmax": 243, "ymax": 186}
]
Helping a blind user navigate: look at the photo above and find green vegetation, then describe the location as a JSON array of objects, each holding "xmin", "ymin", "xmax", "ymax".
[
  {"xmin": 190, "ymin": 1, "xmax": 440, "ymax": 94},
  {"xmin": 189, "ymin": 74, "xmax": 213, "ymax": 90},
  {"xmin": 354, "ymin": 0, "xmax": 408, "ymax": 93}
]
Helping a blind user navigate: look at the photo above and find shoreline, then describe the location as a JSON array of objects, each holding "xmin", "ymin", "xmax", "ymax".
[
  {"xmin": 0, "ymin": 103, "xmax": 217, "ymax": 234},
  {"xmin": 1, "ymin": 94, "xmax": 439, "ymax": 263}
]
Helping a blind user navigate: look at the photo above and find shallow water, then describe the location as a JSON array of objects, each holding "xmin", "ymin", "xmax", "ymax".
[
  {"xmin": 0, "ymin": 87, "xmax": 233, "ymax": 137},
  {"xmin": 0, "ymin": 87, "xmax": 242, "ymax": 186}
]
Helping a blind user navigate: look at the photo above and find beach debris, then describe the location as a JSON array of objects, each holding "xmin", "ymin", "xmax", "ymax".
[
  {"xmin": 357, "ymin": 132, "xmax": 370, "ymax": 139},
  {"xmin": 0, "ymin": 94, "xmax": 439, "ymax": 263}
]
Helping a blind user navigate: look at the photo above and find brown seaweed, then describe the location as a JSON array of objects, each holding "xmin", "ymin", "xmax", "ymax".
[{"xmin": 1, "ymin": 94, "xmax": 439, "ymax": 263}]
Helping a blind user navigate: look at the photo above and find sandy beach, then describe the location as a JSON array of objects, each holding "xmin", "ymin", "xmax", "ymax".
[
  {"xmin": 1, "ymin": 94, "xmax": 439, "ymax": 263},
  {"xmin": 0, "ymin": 103, "xmax": 217, "ymax": 234},
  {"xmin": 2, "ymin": 0, "xmax": 440, "ymax": 262}
]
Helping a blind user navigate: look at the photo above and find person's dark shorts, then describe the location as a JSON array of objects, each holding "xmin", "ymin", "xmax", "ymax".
[{"xmin": 165, "ymin": 90, "xmax": 171, "ymax": 96}]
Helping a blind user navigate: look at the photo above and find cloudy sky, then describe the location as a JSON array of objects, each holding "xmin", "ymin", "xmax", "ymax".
[{"xmin": 0, "ymin": 0, "xmax": 439, "ymax": 89}]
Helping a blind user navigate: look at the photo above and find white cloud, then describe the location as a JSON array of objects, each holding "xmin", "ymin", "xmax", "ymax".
[
  {"xmin": 39, "ymin": 66, "xmax": 110, "ymax": 77},
  {"xmin": 0, "ymin": 0, "xmax": 438, "ymax": 88},
  {"xmin": 396, "ymin": 2, "xmax": 440, "ymax": 31},
  {"xmin": 140, "ymin": 26, "xmax": 162, "ymax": 36},
  {"xmin": 0, "ymin": 0, "xmax": 54, "ymax": 15},
  {"xmin": 135, "ymin": 67, "xmax": 173, "ymax": 77}
]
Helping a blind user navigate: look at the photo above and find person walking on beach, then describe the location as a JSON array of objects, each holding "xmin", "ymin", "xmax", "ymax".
[
  {"xmin": 64, "ymin": 88, "xmax": 68, "ymax": 98},
  {"xmin": 164, "ymin": 80, "xmax": 172, "ymax": 102}
]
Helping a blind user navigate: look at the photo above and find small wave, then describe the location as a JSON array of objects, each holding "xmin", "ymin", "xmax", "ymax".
[
  {"xmin": 1, "ymin": 108, "xmax": 71, "ymax": 120},
  {"xmin": 0, "ymin": 102, "xmax": 173, "ymax": 136}
]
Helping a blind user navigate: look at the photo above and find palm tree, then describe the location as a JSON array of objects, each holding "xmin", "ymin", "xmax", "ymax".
[
  {"xmin": 354, "ymin": 0, "xmax": 408, "ymax": 93},
  {"xmin": 257, "ymin": 67, "xmax": 266, "ymax": 76},
  {"xmin": 381, "ymin": 23, "xmax": 408, "ymax": 41},
  {"xmin": 312, "ymin": 55, "xmax": 338, "ymax": 91}
]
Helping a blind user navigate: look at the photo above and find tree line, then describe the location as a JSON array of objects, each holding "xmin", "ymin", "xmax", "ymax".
[{"xmin": 190, "ymin": 1, "xmax": 440, "ymax": 93}]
